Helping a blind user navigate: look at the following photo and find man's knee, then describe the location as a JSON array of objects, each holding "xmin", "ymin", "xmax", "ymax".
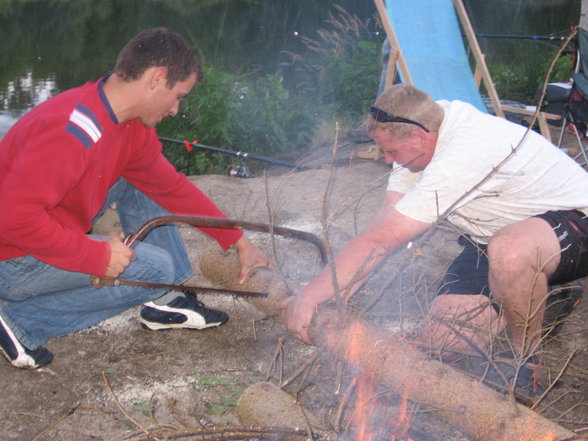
[
  {"xmin": 486, "ymin": 229, "xmax": 526, "ymax": 275},
  {"xmin": 488, "ymin": 218, "xmax": 561, "ymax": 279}
]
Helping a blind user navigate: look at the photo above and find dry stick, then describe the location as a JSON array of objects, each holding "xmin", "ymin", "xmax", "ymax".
[
  {"xmin": 201, "ymin": 34, "xmax": 579, "ymax": 439},
  {"xmin": 263, "ymin": 171, "xmax": 280, "ymax": 269},
  {"xmin": 541, "ymin": 391, "xmax": 583, "ymax": 416},
  {"xmin": 297, "ymin": 356, "xmax": 315, "ymax": 396},
  {"xmin": 120, "ymin": 426, "xmax": 312, "ymax": 441},
  {"xmin": 265, "ymin": 336, "xmax": 285, "ymax": 382},
  {"xmin": 360, "ymin": 28, "xmax": 581, "ymax": 400},
  {"xmin": 295, "ymin": 401, "xmax": 316, "ymax": 441},
  {"xmin": 334, "ymin": 360, "xmax": 345, "ymax": 394},
  {"xmin": 439, "ymin": 318, "xmax": 519, "ymax": 401},
  {"xmin": 362, "ymin": 238, "xmax": 433, "ymax": 323},
  {"xmin": 262, "ymin": 170, "xmax": 302, "ymax": 296},
  {"xmin": 147, "ymin": 393, "xmax": 163, "ymax": 432},
  {"xmin": 359, "ymin": 29, "xmax": 580, "ymax": 421},
  {"xmin": 531, "ymin": 349, "xmax": 578, "ymax": 411},
  {"xmin": 563, "ymin": 421, "xmax": 588, "ymax": 430},
  {"xmin": 329, "ymin": 168, "xmax": 391, "ymax": 233},
  {"xmin": 102, "ymin": 371, "xmax": 149, "ymax": 435},
  {"xmin": 352, "ymin": 192, "xmax": 366, "ymax": 236},
  {"xmin": 334, "ymin": 378, "xmax": 357, "ymax": 433},
  {"xmin": 504, "ymin": 249, "xmax": 565, "ymax": 400},
  {"xmin": 359, "ymin": 251, "xmax": 409, "ymax": 316},
  {"xmin": 167, "ymin": 398, "xmax": 191, "ymax": 429},
  {"xmin": 358, "ymin": 220, "xmax": 456, "ymax": 318},
  {"xmin": 342, "ymin": 247, "xmax": 378, "ymax": 301},
  {"xmin": 557, "ymin": 398, "xmax": 588, "ymax": 421},
  {"xmin": 318, "ymin": 126, "xmax": 395, "ymax": 314},
  {"xmin": 279, "ymin": 338, "xmax": 285, "ymax": 386},
  {"xmin": 200, "ymin": 249, "xmax": 576, "ymax": 440},
  {"xmin": 298, "ymin": 356, "xmax": 311, "ymax": 393},
  {"xmin": 514, "ymin": 252, "xmax": 555, "ymax": 359},
  {"xmin": 281, "ymin": 348, "xmax": 322, "ymax": 388},
  {"xmin": 396, "ymin": 30, "xmax": 578, "ymax": 301},
  {"xmin": 391, "ymin": 270, "xmax": 532, "ymax": 404},
  {"xmin": 30, "ymin": 404, "xmax": 79, "ymax": 441},
  {"xmin": 320, "ymin": 122, "xmax": 345, "ymax": 318},
  {"xmin": 436, "ymin": 29, "xmax": 576, "ymax": 225},
  {"xmin": 514, "ymin": 256, "xmax": 543, "ymax": 366}
]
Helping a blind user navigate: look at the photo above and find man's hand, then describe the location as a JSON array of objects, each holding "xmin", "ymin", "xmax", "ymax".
[
  {"xmin": 105, "ymin": 236, "xmax": 135, "ymax": 278},
  {"xmin": 282, "ymin": 291, "xmax": 317, "ymax": 344},
  {"xmin": 234, "ymin": 236, "xmax": 274, "ymax": 284}
]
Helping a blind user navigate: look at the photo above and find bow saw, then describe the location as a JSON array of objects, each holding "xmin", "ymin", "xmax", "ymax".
[{"xmin": 89, "ymin": 215, "xmax": 327, "ymax": 297}]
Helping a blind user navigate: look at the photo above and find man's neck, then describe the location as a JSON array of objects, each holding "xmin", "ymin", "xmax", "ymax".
[{"xmin": 101, "ymin": 74, "xmax": 142, "ymax": 124}]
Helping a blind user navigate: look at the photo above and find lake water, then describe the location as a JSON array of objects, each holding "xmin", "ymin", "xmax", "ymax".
[{"xmin": 0, "ymin": 0, "xmax": 580, "ymax": 138}]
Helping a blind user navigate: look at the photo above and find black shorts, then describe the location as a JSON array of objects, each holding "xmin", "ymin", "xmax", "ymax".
[
  {"xmin": 437, "ymin": 210, "xmax": 588, "ymax": 299},
  {"xmin": 536, "ymin": 209, "xmax": 588, "ymax": 284},
  {"xmin": 437, "ymin": 235, "xmax": 491, "ymax": 297}
]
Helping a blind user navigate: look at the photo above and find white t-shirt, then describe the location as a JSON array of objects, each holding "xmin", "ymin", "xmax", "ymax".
[{"xmin": 387, "ymin": 100, "xmax": 588, "ymax": 244}]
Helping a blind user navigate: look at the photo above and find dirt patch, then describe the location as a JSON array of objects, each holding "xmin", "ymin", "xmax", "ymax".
[{"xmin": 1, "ymin": 131, "xmax": 587, "ymax": 441}]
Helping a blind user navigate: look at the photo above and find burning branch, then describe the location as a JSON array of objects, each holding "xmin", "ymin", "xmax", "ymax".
[{"xmin": 199, "ymin": 248, "xmax": 577, "ymax": 441}]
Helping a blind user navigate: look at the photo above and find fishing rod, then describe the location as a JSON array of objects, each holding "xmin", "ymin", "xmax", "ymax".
[
  {"xmin": 159, "ymin": 136, "xmax": 307, "ymax": 170},
  {"xmin": 476, "ymin": 33, "xmax": 568, "ymax": 42}
]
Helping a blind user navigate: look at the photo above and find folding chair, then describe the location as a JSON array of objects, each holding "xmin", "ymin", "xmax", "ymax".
[{"xmin": 557, "ymin": 28, "xmax": 588, "ymax": 166}]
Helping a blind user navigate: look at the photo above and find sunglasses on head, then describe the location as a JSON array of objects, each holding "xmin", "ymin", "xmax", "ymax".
[{"xmin": 369, "ymin": 106, "xmax": 429, "ymax": 133}]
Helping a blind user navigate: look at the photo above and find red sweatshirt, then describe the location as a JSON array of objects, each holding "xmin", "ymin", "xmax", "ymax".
[{"xmin": 0, "ymin": 78, "xmax": 242, "ymax": 277}]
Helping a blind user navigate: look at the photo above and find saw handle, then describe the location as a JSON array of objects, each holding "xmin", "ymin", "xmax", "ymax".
[
  {"xmin": 88, "ymin": 234, "xmax": 139, "ymax": 288},
  {"xmin": 89, "ymin": 275, "xmax": 121, "ymax": 288}
]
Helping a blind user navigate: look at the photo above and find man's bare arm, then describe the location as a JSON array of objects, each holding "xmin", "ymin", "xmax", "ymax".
[{"xmin": 283, "ymin": 191, "xmax": 431, "ymax": 343}]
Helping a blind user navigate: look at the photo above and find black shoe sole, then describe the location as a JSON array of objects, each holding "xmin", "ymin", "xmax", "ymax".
[
  {"xmin": 140, "ymin": 317, "xmax": 228, "ymax": 331},
  {"xmin": 543, "ymin": 285, "xmax": 583, "ymax": 339}
]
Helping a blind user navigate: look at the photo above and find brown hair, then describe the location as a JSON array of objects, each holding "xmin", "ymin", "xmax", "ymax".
[
  {"xmin": 114, "ymin": 27, "xmax": 202, "ymax": 87},
  {"xmin": 367, "ymin": 84, "xmax": 444, "ymax": 139}
]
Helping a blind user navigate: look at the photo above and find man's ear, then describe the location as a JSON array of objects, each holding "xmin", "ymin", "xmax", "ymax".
[
  {"xmin": 411, "ymin": 127, "xmax": 438, "ymax": 147},
  {"xmin": 149, "ymin": 66, "xmax": 169, "ymax": 89},
  {"xmin": 411, "ymin": 127, "xmax": 438, "ymax": 151}
]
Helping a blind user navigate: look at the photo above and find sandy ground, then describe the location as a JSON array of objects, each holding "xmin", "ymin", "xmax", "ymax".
[{"xmin": 1, "ymin": 125, "xmax": 587, "ymax": 441}]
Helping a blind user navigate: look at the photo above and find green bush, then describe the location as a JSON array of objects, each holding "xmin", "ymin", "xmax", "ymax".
[
  {"xmin": 489, "ymin": 51, "xmax": 574, "ymax": 104},
  {"xmin": 158, "ymin": 67, "xmax": 317, "ymax": 175},
  {"xmin": 319, "ymin": 40, "xmax": 380, "ymax": 118}
]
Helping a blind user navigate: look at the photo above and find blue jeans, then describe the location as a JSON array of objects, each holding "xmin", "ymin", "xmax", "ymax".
[{"xmin": 0, "ymin": 179, "xmax": 193, "ymax": 349}]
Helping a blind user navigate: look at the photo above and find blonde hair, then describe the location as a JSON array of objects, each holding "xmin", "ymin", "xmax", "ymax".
[{"xmin": 367, "ymin": 84, "xmax": 444, "ymax": 139}]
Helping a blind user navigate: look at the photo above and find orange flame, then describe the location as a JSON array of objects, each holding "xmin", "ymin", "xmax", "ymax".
[
  {"xmin": 347, "ymin": 322, "xmax": 375, "ymax": 441},
  {"xmin": 354, "ymin": 374, "xmax": 377, "ymax": 441},
  {"xmin": 345, "ymin": 321, "xmax": 413, "ymax": 441}
]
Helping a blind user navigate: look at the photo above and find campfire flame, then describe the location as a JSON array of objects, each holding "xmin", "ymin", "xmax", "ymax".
[
  {"xmin": 346, "ymin": 321, "xmax": 413, "ymax": 441},
  {"xmin": 354, "ymin": 374, "xmax": 377, "ymax": 441}
]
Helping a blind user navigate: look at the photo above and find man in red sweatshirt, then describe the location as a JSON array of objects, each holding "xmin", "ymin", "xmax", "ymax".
[{"xmin": 0, "ymin": 28, "xmax": 271, "ymax": 369}]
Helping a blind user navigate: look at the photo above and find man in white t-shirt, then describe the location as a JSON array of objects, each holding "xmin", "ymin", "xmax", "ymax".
[{"xmin": 283, "ymin": 84, "xmax": 588, "ymax": 395}]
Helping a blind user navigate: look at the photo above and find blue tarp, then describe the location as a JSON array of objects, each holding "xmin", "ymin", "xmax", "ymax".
[{"xmin": 387, "ymin": 0, "xmax": 488, "ymax": 112}]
